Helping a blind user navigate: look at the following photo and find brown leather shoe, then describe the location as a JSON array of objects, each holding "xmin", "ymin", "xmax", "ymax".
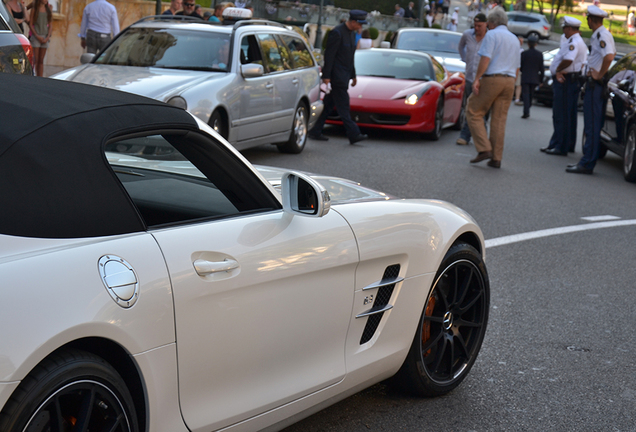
[
  {"xmin": 470, "ymin": 151, "xmax": 493, "ymax": 164},
  {"xmin": 487, "ymin": 160, "xmax": 501, "ymax": 168}
]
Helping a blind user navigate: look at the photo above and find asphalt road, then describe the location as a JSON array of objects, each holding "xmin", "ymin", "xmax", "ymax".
[{"xmin": 242, "ymin": 96, "xmax": 636, "ymax": 430}]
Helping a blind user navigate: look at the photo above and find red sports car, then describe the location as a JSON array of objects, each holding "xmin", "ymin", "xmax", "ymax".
[{"xmin": 326, "ymin": 48, "xmax": 465, "ymax": 140}]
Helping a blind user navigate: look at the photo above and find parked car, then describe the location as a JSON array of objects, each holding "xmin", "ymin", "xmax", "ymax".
[
  {"xmin": 0, "ymin": 74, "xmax": 490, "ymax": 432},
  {"xmin": 381, "ymin": 28, "xmax": 466, "ymax": 73},
  {"xmin": 0, "ymin": 0, "xmax": 33, "ymax": 74},
  {"xmin": 326, "ymin": 49, "xmax": 465, "ymax": 140},
  {"xmin": 52, "ymin": 10, "xmax": 322, "ymax": 154},
  {"xmin": 506, "ymin": 11, "xmax": 551, "ymax": 40},
  {"xmin": 600, "ymin": 51, "xmax": 636, "ymax": 182}
]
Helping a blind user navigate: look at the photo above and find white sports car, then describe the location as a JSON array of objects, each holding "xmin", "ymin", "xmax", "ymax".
[{"xmin": 0, "ymin": 75, "xmax": 489, "ymax": 432}]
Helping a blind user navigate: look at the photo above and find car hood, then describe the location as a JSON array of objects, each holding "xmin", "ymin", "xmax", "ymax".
[
  {"xmin": 52, "ymin": 64, "xmax": 223, "ymax": 100},
  {"xmin": 350, "ymin": 76, "xmax": 430, "ymax": 100}
]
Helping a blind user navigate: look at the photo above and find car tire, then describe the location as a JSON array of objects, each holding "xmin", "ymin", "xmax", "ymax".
[
  {"xmin": 392, "ymin": 242, "xmax": 489, "ymax": 397},
  {"xmin": 527, "ymin": 31, "xmax": 540, "ymax": 41},
  {"xmin": 424, "ymin": 96, "xmax": 444, "ymax": 140},
  {"xmin": 0, "ymin": 349, "xmax": 139, "ymax": 432},
  {"xmin": 277, "ymin": 103, "xmax": 308, "ymax": 154},
  {"xmin": 624, "ymin": 123, "xmax": 636, "ymax": 182},
  {"xmin": 451, "ymin": 92, "xmax": 466, "ymax": 130},
  {"xmin": 209, "ymin": 110, "xmax": 228, "ymax": 140}
]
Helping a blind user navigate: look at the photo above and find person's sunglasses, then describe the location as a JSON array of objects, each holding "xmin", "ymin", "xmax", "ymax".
[{"xmin": 184, "ymin": 3, "xmax": 195, "ymax": 6}]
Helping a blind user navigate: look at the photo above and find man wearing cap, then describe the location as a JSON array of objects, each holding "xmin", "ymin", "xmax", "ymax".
[
  {"xmin": 542, "ymin": 17, "xmax": 587, "ymax": 156},
  {"xmin": 456, "ymin": 12, "xmax": 488, "ymax": 146},
  {"xmin": 309, "ymin": 10, "xmax": 368, "ymax": 144},
  {"xmin": 466, "ymin": 7, "xmax": 520, "ymax": 168},
  {"xmin": 567, "ymin": 5, "xmax": 615, "ymax": 174},
  {"xmin": 519, "ymin": 34, "xmax": 544, "ymax": 119}
]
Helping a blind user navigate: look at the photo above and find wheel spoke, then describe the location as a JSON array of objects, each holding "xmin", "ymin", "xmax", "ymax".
[
  {"xmin": 421, "ymin": 328, "xmax": 444, "ymax": 353},
  {"xmin": 50, "ymin": 394, "xmax": 66, "ymax": 432},
  {"xmin": 458, "ymin": 289, "xmax": 483, "ymax": 315},
  {"xmin": 423, "ymin": 315, "xmax": 444, "ymax": 323},
  {"xmin": 75, "ymin": 388, "xmax": 96, "ymax": 432},
  {"xmin": 454, "ymin": 332, "xmax": 470, "ymax": 361},
  {"xmin": 105, "ymin": 413, "xmax": 126, "ymax": 432},
  {"xmin": 455, "ymin": 317, "xmax": 483, "ymax": 328},
  {"xmin": 456, "ymin": 266, "xmax": 474, "ymax": 306},
  {"xmin": 428, "ymin": 336, "xmax": 448, "ymax": 376}
]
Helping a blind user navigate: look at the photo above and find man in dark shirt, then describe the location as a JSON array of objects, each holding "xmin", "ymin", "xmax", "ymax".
[
  {"xmin": 309, "ymin": 10, "xmax": 368, "ymax": 144},
  {"xmin": 519, "ymin": 34, "xmax": 544, "ymax": 118},
  {"xmin": 176, "ymin": 1, "xmax": 203, "ymax": 19}
]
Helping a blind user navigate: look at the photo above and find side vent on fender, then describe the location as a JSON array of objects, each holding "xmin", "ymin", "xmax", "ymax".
[{"xmin": 359, "ymin": 264, "xmax": 402, "ymax": 344}]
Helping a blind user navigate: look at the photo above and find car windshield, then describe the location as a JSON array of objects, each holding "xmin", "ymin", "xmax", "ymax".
[
  {"xmin": 395, "ymin": 31, "xmax": 460, "ymax": 54},
  {"xmin": 95, "ymin": 27, "xmax": 232, "ymax": 72},
  {"xmin": 355, "ymin": 51, "xmax": 433, "ymax": 81}
]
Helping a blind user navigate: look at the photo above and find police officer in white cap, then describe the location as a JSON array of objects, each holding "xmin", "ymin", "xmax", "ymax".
[
  {"xmin": 542, "ymin": 16, "xmax": 588, "ymax": 156},
  {"xmin": 567, "ymin": 5, "xmax": 615, "ymax": 174}
]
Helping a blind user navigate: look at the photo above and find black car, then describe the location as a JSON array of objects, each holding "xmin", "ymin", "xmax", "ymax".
[
  {"xmin": 600, "ymin": 51, "xmax": 636, "ymax": 182},
  {"xmin": 0, "ymin": 0, "xmax": 32, "ymax": 74}
]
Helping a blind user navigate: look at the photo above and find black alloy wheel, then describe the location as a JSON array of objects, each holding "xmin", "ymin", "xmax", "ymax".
[
  {"xmin": 393, "ymin": 242, "xmax": 489, "ymax": 397},
  {"xmin": 0, "ymin": 349, "xmax": 139, "ymax": 432}
]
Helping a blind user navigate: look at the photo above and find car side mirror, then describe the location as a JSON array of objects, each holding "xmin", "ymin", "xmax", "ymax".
[
  {"xmin": 380, "ymin": 41, "xmax": 391, "ymax": 48},
  {"xmin": 281, "ymin": 172, "xmax": 330, "ymax": 217},
  {"xmin": 241, "ymin": 63, "xmax": 265, "ymax": 78},
  {"xmin": 80, "ymin": 53, "xmax": 95, "ymax": 64}
]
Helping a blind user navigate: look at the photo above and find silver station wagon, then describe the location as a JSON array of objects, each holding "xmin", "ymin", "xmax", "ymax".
[{"xmin": 53, "ymin": 10, "xmax": 323, "ymax": 154}]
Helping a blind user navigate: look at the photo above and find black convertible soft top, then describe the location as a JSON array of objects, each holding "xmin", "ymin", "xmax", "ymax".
[{"xmin": 0, "ymin": 75, "xmax": 199, "ymax": 238}]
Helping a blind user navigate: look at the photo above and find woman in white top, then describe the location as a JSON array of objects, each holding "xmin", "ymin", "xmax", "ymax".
[{"xmin": 357, "ymin": 29, "xmax": 373, "ymax": 49}]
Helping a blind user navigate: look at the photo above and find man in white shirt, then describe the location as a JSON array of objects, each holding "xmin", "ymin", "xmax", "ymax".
[
  {"xmin": 79, "ymin": 0, "xmax": 120, "ymax": 55},
  {"xmin": 542, "ymin": 17, "xmax": 587, "ymax": 156},
  {"xmin": 567, "ymin": 5, "xmax": 615, "ymax": 174}
]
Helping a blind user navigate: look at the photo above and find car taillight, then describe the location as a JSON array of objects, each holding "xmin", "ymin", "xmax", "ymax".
[
  {"xmin": 543, "ymin": 26, "xmax": 549, "ymax": 31},
  {"xmin": 15, "ymin": 33, "xmax": 34, "ymax": 69}
]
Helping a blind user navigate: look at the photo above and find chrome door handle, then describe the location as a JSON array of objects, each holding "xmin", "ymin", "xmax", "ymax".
[
  {"xmin": 292, "ymin": 78, "xmax": 299, "ymax": 85},
  {"xmin": 265, "ymin": 83, "xmax": 274, "ymax": 89},
  {"xmin": 194, "ymin": 259, "xmax": 239, "ymax": 275}
]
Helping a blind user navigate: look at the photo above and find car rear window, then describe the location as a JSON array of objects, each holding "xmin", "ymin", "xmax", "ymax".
[{"xmin": 95, "ymin": 27, "xmax": 231, "ymax": 72}]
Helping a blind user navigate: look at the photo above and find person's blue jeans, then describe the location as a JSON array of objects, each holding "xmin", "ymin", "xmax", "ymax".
[{"xmin": 459, "ymin": 80, "xmax": 488, "ymax": 142}]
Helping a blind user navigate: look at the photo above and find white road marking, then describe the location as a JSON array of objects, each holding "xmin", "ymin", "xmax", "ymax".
[
  {"xmin": 485, "ymin": 219, "xmax": 636, "ymax": 248},
  {"xmin": 581, "ymin": 215, "xmax": 621, "ymax": 222}
]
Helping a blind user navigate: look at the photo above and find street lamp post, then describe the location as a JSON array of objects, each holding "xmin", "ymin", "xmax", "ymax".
[
  {"xmin": 314, "ymin": 0, "xmax": 324, "ymax": 52},
  {"xmin": 156, "ymin": 0, "xmax": 161, "ymax": 15}
]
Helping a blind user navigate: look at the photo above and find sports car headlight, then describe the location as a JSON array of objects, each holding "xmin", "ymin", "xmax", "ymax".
[
  {"xmin": 167, "ymin": 96, "xmax": 187, "ymax": 110},
  {"xmin": 405, "ymin": 94, "xmax": 419, "ymax": 105}
]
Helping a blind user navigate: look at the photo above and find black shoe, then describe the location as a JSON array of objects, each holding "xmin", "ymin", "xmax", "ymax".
[
  {"xmin": 521, "ymin": 114, "xmax": 529, "ymax": 119},
  {"xmin": 567, "ymin": 163, "xmax": 578, "ymax": 168},
  {"xmin": 470, "ymin": 151, "xmax": 493, "ymax": 163},
  {"xmin": 350, "ymin": 134, "xmax": 368, "ymax": 144},
  {"xmin": 309, "ymin": 134, "xmax": 329, "ymax": 141},
  {"xmin": 487, "ymin": 160, "xmax": 501, "ymax": 168},
  {"xmin": 540, "ymin": 146, "xmax": 552, "ymax": 153},
  {"xmin": 566, "ymin": 165, "xmax": 593, "ymax": 174},
  {"xmin": 545, "ymin": 148, "xmax": 567, "ymax": 156}
]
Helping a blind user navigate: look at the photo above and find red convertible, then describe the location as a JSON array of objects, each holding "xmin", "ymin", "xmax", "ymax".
[{"xmin": 326, "ymin": 48, "xmax": 466, "ymax": 140}]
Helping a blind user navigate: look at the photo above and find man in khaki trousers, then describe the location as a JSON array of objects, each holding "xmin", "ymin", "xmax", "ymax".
[{"xmin": 467, "ymin": 7, "xmax": 520, "ymax": 168}]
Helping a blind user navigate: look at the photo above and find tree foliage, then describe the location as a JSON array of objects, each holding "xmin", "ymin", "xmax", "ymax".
[{"xmin": 334, "ymin": 0, "xmax": 419, "ymax": 16}]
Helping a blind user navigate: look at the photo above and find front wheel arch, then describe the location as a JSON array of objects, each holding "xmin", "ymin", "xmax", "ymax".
[{"xmin": 0, "ymin": 348, "xmax": 140, "ymax": 432}]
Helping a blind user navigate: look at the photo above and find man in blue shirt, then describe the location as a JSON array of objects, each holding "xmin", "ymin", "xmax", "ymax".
[{"xmin": 466, "ymin": 7, "xmax": 520, "ymax": 168}]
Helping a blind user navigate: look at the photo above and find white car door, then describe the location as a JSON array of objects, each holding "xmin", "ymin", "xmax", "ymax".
[{"xmin": 104, "ymin": 131, "xmax": 358, "ymax": 432}]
